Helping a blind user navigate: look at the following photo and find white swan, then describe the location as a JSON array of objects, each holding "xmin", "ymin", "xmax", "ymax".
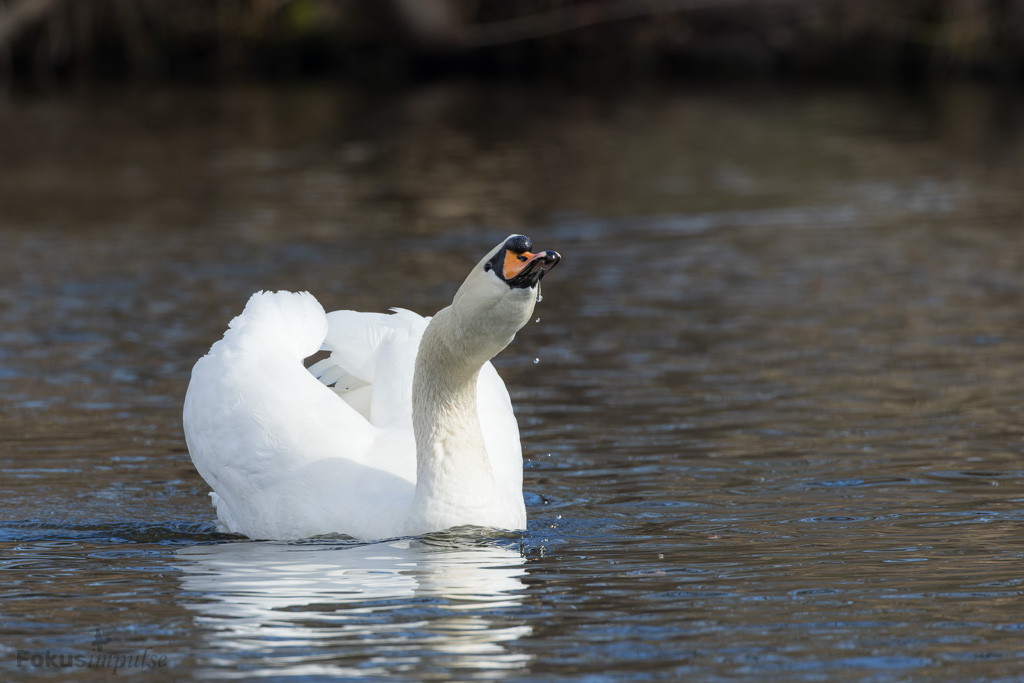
[{"xmin": 183, "ymin": 235, "xmax": 560, "ymax": 541}]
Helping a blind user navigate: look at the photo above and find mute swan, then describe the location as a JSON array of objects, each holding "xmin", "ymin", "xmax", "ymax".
[{"xmin": 183, "ymin": 235, "xmax": 560, "ymax": 541}]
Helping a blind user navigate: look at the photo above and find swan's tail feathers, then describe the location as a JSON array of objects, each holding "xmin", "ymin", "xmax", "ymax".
[
  {"xmin": 308, "ymin": 359, "xmax": 368, "ymax": 394},
  {"xmin": 220, "ymin": 290, "xmax": 328, "ymax": 360},
  {"xmin": 308, "ymin": 356, "xmax": 373, "ymax": 418},
  {"xmin": 321, "ymin": 308, "xmax": 428, "ymax": 384},
  {"xmin": 314, "ymin": 307, "xmax": 429, "ymax": 428},
  {"xmin": 308, "ymin": 358, "xmax": 350, "ymax": 386}
]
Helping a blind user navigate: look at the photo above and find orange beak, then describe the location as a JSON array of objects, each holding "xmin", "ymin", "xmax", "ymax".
[
  {"xmin": 502, "ymin": 250, "xmax": 540, "ymax": 281},
  {"xmin": 501, "ymin": 248, "xmax": 561, "ymax": 288}
]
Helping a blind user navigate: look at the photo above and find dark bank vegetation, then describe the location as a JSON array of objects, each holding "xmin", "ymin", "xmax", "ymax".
[{"xmin": 2, "ymin": 0, "xmax": 1024, "ymax": 85}]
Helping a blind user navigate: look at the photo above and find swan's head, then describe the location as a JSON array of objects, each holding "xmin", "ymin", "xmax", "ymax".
[
  {"xmin": 480, "ymin": 234, "xmax": 561, "ymax": 291},
  {"xmin": 449, "ymin": 234, "xmax": 561, "ymax": 358}
]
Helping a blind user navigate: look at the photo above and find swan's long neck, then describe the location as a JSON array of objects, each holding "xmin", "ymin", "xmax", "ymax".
[{"xmin": 407, "ymin": 306, "xmax": 506, "ymax": 533}]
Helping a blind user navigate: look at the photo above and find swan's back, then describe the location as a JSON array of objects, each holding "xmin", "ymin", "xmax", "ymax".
[{"xmin": 183, "ymin": 291, "xmax": 522, "ymax": 540}]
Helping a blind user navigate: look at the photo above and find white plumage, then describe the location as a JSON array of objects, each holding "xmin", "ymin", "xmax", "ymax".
[{"xmin": 183, "ymin": 236, "xmax": 560, "ymax": 540}]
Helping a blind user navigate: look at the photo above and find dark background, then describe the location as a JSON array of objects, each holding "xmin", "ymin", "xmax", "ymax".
[{"xmin": 4, "ymin": 0, "xmax": 1024, "ymax": 88}]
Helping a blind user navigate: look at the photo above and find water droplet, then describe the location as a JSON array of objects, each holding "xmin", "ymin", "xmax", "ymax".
[
  {"xmin": 536, "ymin": 293, "xmax": 543, "ymax": 303},
  {"xmin": 533, "ymin": 357, "xmax": 540, "ymax": 364},
  {"xmin": 534, "ymin": 317, "xmax": 541, "ymax": 323}
]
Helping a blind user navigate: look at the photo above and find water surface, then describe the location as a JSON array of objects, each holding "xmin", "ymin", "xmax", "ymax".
[{"xmin": 2, "ymin": 83, "xmax": 1024, "ymax": 680}]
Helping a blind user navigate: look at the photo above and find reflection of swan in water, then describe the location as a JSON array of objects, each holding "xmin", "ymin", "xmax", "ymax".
[{"xmin": 176, "ymin": 537, "xmax": 531, "ymax": 678}]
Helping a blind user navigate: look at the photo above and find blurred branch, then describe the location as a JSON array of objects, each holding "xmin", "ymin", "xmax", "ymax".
[
  {"xmin": 463, "ymin": 0, "xmax": 799, "ymax": 47},
  {"xmin": 391, "ymin": 0, "xmax": 464, "ymax": 46},
  {"xmin": 0, "ymin": 0, "xmax": 61, "ymax": 47}
]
